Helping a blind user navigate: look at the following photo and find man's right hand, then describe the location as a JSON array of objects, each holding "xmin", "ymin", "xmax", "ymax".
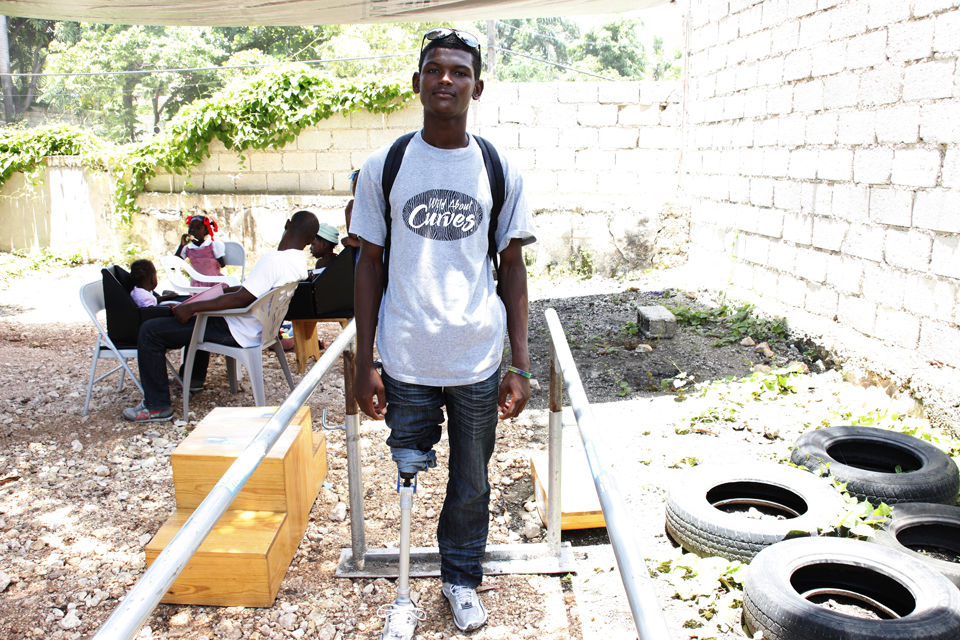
[{"xmin": 355, "ymin": 364, "xmax": 386, "ymax": 420}]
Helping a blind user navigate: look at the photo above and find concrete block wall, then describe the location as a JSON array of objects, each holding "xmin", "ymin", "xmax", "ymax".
[
  {"xmin": 684, "ymin": 0, "xmax": 960, "ymax": 368},
  {"xmin": 146, "ymin": 81, "xmax": 683, "ymax": 201}
]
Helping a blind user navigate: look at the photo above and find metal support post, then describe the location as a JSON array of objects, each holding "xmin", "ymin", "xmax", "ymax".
[
  {"xmin": 547, "ymin": 342, "xmax": 563, "ymax": 556},
  {"xmin": 342, "ymin": 334, "xmax": 366, "ymax": 570}
]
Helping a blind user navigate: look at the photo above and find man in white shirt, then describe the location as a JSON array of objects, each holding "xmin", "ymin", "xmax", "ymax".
[{"xmin": 123, "ymin": 210, "xmax": 319, "ymax": 423}]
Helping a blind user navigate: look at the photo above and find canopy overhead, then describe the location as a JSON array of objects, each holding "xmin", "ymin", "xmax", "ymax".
[{"xmin": 0, "ymin": 0, "xmax": 668, "ymax": 27}]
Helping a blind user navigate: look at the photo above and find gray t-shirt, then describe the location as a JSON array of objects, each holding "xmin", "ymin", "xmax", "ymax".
[{"xmin": 351, "ymin": 130, "xmax": 537, "ymax": 387}]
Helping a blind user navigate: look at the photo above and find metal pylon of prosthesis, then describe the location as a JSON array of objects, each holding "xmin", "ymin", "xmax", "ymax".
[{"xmin": 395, "ymin": 471, "xmax": 417, "ymax": 606}]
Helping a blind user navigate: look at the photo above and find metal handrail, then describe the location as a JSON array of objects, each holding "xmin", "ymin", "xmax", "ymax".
[
  {"xmin": 545, "ymin": 308, "xmax": 673, "ymax": 640},
  {"xmin": 93, "ymin": 320, "xmax": 358, "ymax": 640}
]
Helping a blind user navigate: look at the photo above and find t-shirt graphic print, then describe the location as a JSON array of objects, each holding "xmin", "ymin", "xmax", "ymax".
[{"xmin": 402, "ymin": 189, "xmax": 482, "ymax": 241}]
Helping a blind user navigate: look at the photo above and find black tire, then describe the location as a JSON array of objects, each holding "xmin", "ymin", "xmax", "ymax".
[
  {"xmin": 744, "ymin": 537, "xmax": 960, "ymax": 640},
  {"xmin": 665, "ymin": 462, "xmax": 848, "ymax": 562},
  {"xmin": 873, "ymin": 502, "xmax": 960, "ymax": 587},
  {"xmin": 791, "ymin": 426, "xmax": 959, "ymax": 506}
]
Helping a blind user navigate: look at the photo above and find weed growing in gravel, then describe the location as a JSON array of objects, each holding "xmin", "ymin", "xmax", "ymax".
[
  {"xmin": 0, "ymin": 248, "xmax": 88, "ymax": 284},
  {"xmin": 650, "ymin": 547, "xmax": 745, "ymax": 637},
  {"xmin": 669, "ymin": 298, "xmax": 787, "ymax": 347}
]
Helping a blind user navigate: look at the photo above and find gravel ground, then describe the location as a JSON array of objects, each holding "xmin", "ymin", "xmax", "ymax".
[{"xmin": 0, "ymin": 262, "xmax": 957, "ymax": 640}]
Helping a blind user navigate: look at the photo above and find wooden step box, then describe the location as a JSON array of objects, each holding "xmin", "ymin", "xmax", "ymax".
[{"xmin": 145, "ymin": 406, "xmax": 327, "ymax": 607}]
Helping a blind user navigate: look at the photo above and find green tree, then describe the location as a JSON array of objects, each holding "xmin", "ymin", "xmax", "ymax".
[
  {"xmin": 480, "ymin": 18, "xmax": 580, "ymax": 81},
  {"xmin": 44, "ymin": 25, "xmax": 226, "ymax": 142},
  {"xmin": 0, "ymin": 17, "xmax": 71, "ymax": 122},
  {"xmin": 649, "ymin": 36, "xmax": 682, "ymax": 81},
  {"xmin": 570, "ymin": 17, "xmax": 646, "ymax": 80}
]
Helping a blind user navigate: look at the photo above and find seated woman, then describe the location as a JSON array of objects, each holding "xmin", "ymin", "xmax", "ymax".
[{"xmin": 311, "ymin": 222, "xmax": 340, "ymax": 273}]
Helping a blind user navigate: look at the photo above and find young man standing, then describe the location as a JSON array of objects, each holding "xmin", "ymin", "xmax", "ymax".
[
  {"xmin": 351, "ymin": 28, "xmax": 536, "ymax": 638},
  {"xmin": 123, "ymin": 210, "xmax": 319, "ymax": 422}
]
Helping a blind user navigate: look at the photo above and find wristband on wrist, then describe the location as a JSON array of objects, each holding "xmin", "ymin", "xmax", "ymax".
[{"xmin": 507, "ymin": 365, "xmax": 532, "ymax": 378}]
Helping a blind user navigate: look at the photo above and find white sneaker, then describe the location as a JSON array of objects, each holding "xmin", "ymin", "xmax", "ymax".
[
  {"xmin": 378, "ymin": 602, "xmax": 426, "ymax": 640},
  {"xmin": 442, "ymin": 582, "xmax": 488, "ymax": 631}
]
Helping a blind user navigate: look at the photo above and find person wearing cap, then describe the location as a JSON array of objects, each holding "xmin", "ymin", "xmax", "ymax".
[{"xmin": 311, "ymin": 222, "xmax": 340, "ymax": 271}]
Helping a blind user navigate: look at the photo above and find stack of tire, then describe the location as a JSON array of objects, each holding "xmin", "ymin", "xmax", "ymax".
[{"xmin": 665, "ymin": 426, "xmax": 960, "ymax": 639}]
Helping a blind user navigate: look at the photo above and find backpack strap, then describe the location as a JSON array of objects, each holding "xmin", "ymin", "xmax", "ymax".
[
  {"xmin": 381, "ymin": 131, "xmax": 416, "ymax": 289},
  {"xmin": 473, "ymin": 134, "xmax": 505, "ymax": 274}
]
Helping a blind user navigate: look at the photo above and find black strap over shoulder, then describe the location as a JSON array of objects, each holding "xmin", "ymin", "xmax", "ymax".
[
  {"xmin": 380, "ymin": 131, "xmax": 505, "ymax": 288},
  {"xmin": 474, "ymin": 134, "xmax": 505, "ymax": 273},
  {"xmin": 381, "ymin": 131, "xmax": 416, "ymax": 289}
]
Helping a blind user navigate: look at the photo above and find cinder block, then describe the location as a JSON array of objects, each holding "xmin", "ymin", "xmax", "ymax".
[
  {"xmin": 295, "ymin": 129, "xmax": 332, "ymax": 151},
  {"xmin": 349, "ymin": 110, "xmax": 384, "ymax": 129},
  {"xmin": 316, "ymin": 151, "xmax": 352, "ymax": 171},
  {"xmin": 780, "ymin": 114, "xmax": 807, "ymax": 147},
  {"xmin": 812, "ymin": 217, "xmax": 849, "ymax": 251},
  {"xmin": 845, "ymin": 30, "xmax": 888, "ymax": 70},
  {"xmin": 500, "ymin": 104, "xmax": 535, "ymax": 125},
  {"xmin": 891, "ymin": 149, "xmax": 941, "ymax": 187},
  {"xmin": 931, "ymin": 235, "xmax": 960, "ymax": 278},
  {"xmin": 859, "ymin": 66, "xmax": 903, "ymax": 106},
  {"xmin": 843, "ymin": 223, "xmax": 885, "ymax": 261},
  {"xmin": 918, "ymin": 320, "xmax": 960, "ymax": 368},
  {"xmin": 905, "ymin": 275, "xmax": 957, "ymax": 323},
  {"xmin": 518, "ymin": 83, "xmax": 557, "ymax": 105},
  {"xmin": 811, "ymin": 183, "xmax": 832, "ymax": 216},
  {"xmin": 886, "ymin": 18, "xmax": 935, "ymax": 62},
  {"xmin": 619, "ymin": 104, "xmax": 661, "ymax": 126},
  {"xmin": 331, "ymin": 129, "xmax": 368, "ymax": 150},
  {"xmin": 598, "ymin": 82, "xmax": 640, "ymax": 104},
  {"xmin": 838, "ymin": 294, "xmax": 877, "ymax": 335},
  {"xmin": 384, "ymin": 107, "xmax": 424, "ymax": 129},
  {"xmin": 266, "ymin": 173, "xmax": 299, "ymax": 193},
  {"xmin": 934, "ymin": 10, "xmax": 960, "ymax": 53},
  {"xmin": 920, "ymin": 101, "xmax": 960, "ymax": 143},
  {"xmin": 637, "ymin": 306, "xmax": 677, "ymax": 339},
  {"xmin": 756, "ymin": 118, "xmax": 780, "ymax": 147},
  {"xmin": 769, "ymin": 241, "xmax": 797, "ymax": 272},
  {"xmin": 830, "ymin": 1, "xmax": 867, "ymax": 40},
  {"xmin": 556, "ymin": 170, "xmax": 597, "ymax": 193},
  {"xmin": 823, "ymin": 72, "xmax": 860, "ymax": 108},
  {"xmin": 577, "ymin": 104, "xmax": 618, "ymax": 127},
  {"xmin": 799, "ymin": 11, "xmax": 832, "ymax": 48},
  {"xmin": 904, "ymin": 59, "xmax": 956, "ymax": 101},
  {"xmin": 867, "ymin": 0, "xmax": 910, "ymax": 31},
  {"xmin": 914, "ymin": 190, "xmax": 960, "ymax": 233},
  {"xmin": 853, "ymin": 148, "xmax": 893, "ymax": 185},
  {"xmin": 535, "ymin": 148, "xmax": 575, "ymax": 171},
  {"xmin": 535, "ymin": 104, "xmax": 578, "ymax": 127},
  {"xmin": 796, "ymin": 246, "xmax": 829, "ymax": 283},
  {"xmin": 218, "ymin": 152, "xmax": 243, "ymax": 172},
  {"xmin": 783, "ymin": 49, "xmax": 813, "ymax": 82},
  {"xmin": 806, "ymin": 282, "xmax": 839, "ymax": 318},
  {"xmin": 202, "ymin": 174, "xmax": 238, "ymax": 192},
  {"xmin": 774, "ymin": 180, "xmax": 802, "ymax": 211},
  {"xmin": 818, "ymin": 149, "xmax": 854, "ymax": 181},
  {"xmin": 598, "ymin": 128, "xmax": 639, "ymax": 150},
  {"xmin": 299, "ymin": 172, "xmax": 330, "ymax": 192},
  {"xmin": 885, "ymin": 228, "xmax": 932, "ymax": 271},
  {"xmin": 519, "ymin": 127, "xmax": 560, "ymax": 149},
  {"xmin": 916, "ymin": 0, "xmax": 957, "ymax": 18},
  {"xmin": 750, "ymin": 178, "xmax": 775, "ymax": 207},
  {"xmin": 758, "ymin": 56, "xmax": 785, "ymax": 86},
  {"xmin": 789, "ymin": 149, "xmax": 819, "ymax": 179},
  {"xmin": 757, "ymin": 208, "xmax": 785, "ymax": 238},
  {"xmin": 777, "ymin": 274, "xmax": 808, "ymax": 308},
  {"xmin": 478, "ymin": 125, "xmax": 520, "ymax": 150},
  {"xmin": 805, "ymin": 112, "xmax": 837, "ymax": 145},
  {"xmin": 249, "ymin": 153, "xmax": 282, "ymax": 173},
  {"xmin": 826, "ymin": 254, "xmax": 864, "ymax": 295},
  {"xmin": 942, "ymin": 149, "xmax": 960, "ymax": 188},
  {"xmin": 875, "ymin": 104, "xmax": 920, "ymax": 144},
  {"xmin": 763, "ymin": 148, "xmax": 791, "ymax": 177},
  {"xmin": 794, "ymin": 79, "xmax": 825, "ymax": 113},
  {"xmin": 745, "ymin": 233, "xmax": 771, "ymax": 264},
  {"xmin": 772, "ymin": 21, "xmax": 801, "ymax": 56},
  {"xmin": 811, "ymin": 40, "xmax": 847, "ymax": 77},
  {"xmin": 576, "ymin": 149, "xmax": 617, "ymax": 170},
  {"xmin": 558, "ymin": 127, "xmax": 598, "ymax": 149},
  {"xmin": 869, "ymin": 187, "xmax": 914, "ymax": 226},
  {"xmin": 559, "ymin": 83, "xmax": 596, "ymax": 103},
  {"xmin": 525, "ymin": 169, "xmax": 559, "ymax": 193},
  {"xmin": 838, "ymin": 110, "xmax": 876, "ymax": 145},
  {"xmin": 314, "ymin": 113, "xmax": 350, "ymax": 130},
  {"xmin": 231, "ymin": 173, "xmax": 268, "ymax": 193},
  {"xmin": 863, "ymin": 262, "xmax": 906, "ymax": 307},
  {"xmin": 282, "ymin": 152, "xmax": 316, "ymax": 172},
  {"xmin": 832, "ymin": 184, "xmax": 870, "ymax": 222},
  {"xmin": 875, "ymin": 307, "xmax": 920, "ymax": 350}
]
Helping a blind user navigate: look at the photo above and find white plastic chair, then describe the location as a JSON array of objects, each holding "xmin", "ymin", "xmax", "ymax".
[
  {"xmin": 80, "ymin": 281, "xmax": 144, "ymax": 415},
  {"xmin": 222, "ymin": 240, "xmax": 246, "ymax": 281},
  {"xmin": 181, "ymin": 282, "xmax": 298, "ymax": 418},
  {"xmin": 159, "ymin": 255, "xmax": 240, "ymax": 295}
]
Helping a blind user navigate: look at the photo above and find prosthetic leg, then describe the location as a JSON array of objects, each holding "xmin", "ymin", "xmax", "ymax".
[{"xmin": 378, "ymin": 471, "xmax": 426, "ymax": 640}]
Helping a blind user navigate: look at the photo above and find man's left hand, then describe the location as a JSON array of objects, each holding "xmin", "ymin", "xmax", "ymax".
[
  {"xmin": 172, "ymin": 303, "xmax": 194, "ymax": 323},
  {"xmin": 498, "ymin": 370, "xmax": 530, "ymax": 419}
]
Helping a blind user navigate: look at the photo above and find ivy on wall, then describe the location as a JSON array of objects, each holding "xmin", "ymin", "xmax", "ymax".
[{"xmin": 0, "ymin": 64, "xmax": 414, "ymax": 224}]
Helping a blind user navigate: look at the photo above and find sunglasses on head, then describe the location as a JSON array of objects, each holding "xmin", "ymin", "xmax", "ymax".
[{"xmin": 421, "ymin": 27, "xmax": 481, "ymax": 52}]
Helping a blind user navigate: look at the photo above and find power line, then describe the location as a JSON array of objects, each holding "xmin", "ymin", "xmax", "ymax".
[
  {"xmin": 8, "ymin": 52, "xmax": 417, "ymax": 78},
  {"xmin": 496, "ymin": 46, "xmax": 614, "ymax": 81}
]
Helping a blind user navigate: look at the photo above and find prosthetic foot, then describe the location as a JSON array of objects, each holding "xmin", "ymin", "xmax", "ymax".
[{"xmin": 378, "ymin": 471, "xmax": 426, "ymax": 640}]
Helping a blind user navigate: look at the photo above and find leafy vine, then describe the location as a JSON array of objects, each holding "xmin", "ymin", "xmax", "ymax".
[{"xmin": 0, "ymin": 63, "xmax": 415, "ymax": 225}]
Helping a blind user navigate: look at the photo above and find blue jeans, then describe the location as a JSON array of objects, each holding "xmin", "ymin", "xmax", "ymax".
[
  {"xmin": 383, "ymin": 370, "xmax": 499, "ymax": 588},
  {"xmin": 137, "ymin": 315, "xmax": 239, "ymax": 410}
]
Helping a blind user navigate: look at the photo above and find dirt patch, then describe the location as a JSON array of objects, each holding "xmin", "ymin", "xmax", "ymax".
[{"xmin": 0, "ymin": 266, "xmax": 952, "ymax": 640}]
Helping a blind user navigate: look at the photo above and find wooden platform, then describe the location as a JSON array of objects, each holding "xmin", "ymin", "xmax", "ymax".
[
  {"xmin": 145, "ymin": 406, "xmax": 326, "ymax": 607},
  {"xmin": 530, "ymin": 451, "xmax": 605, "ymax": 530},
  {"xmin": 291, "ymin": 318, "xmax": 349, "ymax": 373}
]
